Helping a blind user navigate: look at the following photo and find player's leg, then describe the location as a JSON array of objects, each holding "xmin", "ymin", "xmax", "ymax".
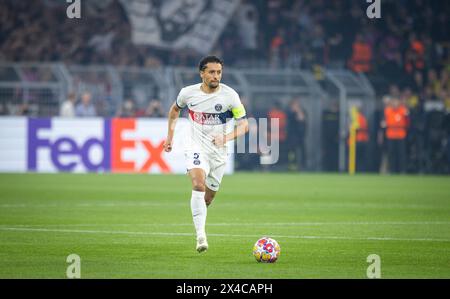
[
  {"xmin": 189, "ymin": 167, "xmax": 206, "ymax": 192},
  {"xmin": 185, "ymin": 151, "xmax": 210, "ymax": 252},
  {"xmin": 188, "ymin": 168, "xmax": 209, "ymax": 252},
  {"xmin": 204, "ymin": 187, "xmax": 217, "ymax": 207},
  {"xmin": 205, "ymin": 161, "xmax": 226, "ymax": 207}
]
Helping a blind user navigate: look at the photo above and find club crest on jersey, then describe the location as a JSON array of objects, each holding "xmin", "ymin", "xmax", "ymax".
[{"xmin": 215, "ymin": 104, "xmax": 223, "ymax": 112}]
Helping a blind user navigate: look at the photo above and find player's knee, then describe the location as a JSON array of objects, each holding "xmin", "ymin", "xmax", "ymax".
[{"xmin": 192, "ymin": 180, "xmax": 206, "ymax": 192}]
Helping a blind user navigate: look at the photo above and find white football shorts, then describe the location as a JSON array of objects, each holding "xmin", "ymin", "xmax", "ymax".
[{"xmin": 184, "ymin": 150, "xmax": 227, "ymax": 192}]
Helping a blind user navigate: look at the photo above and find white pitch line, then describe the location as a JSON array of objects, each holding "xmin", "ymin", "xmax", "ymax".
[
  {"xmin": 0, "ymin": 227, "xmax": 449, "ymax": 243},
  {"xmin": 0, "ymin": 221, "xmax": 449, "ymax": 227},
  {"xmin": 0, "ymin": 203, "xmax": 180, "ymax": 208},
  {"xmin": 0, "ymin": 227, "xmax": 193, "ymax": 237},
  {"xmin": 0, "ymin": 202, "xmax": 448, "ymax": 210}
]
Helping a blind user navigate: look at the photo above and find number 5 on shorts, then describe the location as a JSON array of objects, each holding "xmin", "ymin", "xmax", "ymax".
[{"xmin": 193, "ymin": 153, "xmax": 201, "ymax": 166}]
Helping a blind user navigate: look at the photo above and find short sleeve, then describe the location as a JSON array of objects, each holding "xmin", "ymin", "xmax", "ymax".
[
  {"xmin": 175, "ymin": 88, "xmax": 187, "ymax": 109},
  {"xmin": 230, "ymin": 91, "xmax": 247, "ymax": 120}
]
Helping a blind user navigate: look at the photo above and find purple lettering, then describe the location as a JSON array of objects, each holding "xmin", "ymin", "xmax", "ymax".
[
  {"xmin": 81, "ymin": 138, "xmax": 108, "ymax": 171},
  {"xmin": 27, "ymin": 118, "xmax": 112, "ymax": 172},
  {"xmin": 50, "ymin": 137, "xmax": 78, "ymax": 172},
  {"xmin": 27, "ymin": 118, "xmax": 51, "ymax": 171}
]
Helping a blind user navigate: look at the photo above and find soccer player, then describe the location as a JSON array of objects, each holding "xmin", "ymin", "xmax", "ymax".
[{"xmin": 163, "ymin": 56, "xmax": 249, "ymax": 253}]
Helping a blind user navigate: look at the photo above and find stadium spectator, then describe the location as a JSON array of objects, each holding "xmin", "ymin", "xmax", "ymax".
[
  {"xmin": 269, "ymin": 28, "xmax": 285, "ymax": 69},
  {"xmin": 116, "ymin": 98, "xmax": 137, "ymax": 118},
  {"xmin": 411, "ymin": 71, "xmax": 425, "ymax": 94},
  {"xmin": 351, "ymin": 106, "xmax": 370, "ymax": 172},
  {"xmin": 378, "ymin": 33, "xmax": 403, "ymax": 79},
  {"xmin": 374, "ymin": 96, "xmax": 389, "ymax": 173},
  {"xmin": 348, "ymin": 33, "xmax": 373, "ymax": 73},
  {"xmin": 267, "ymin": 101, "xmax": 288, "ymax": 168},
  {"xmin": 426, "ymin": 69, "xmax": 442, "ymax": 96},
  {"xmin": 75, "ymin": 92, "xmax": 97, "ymax": 117},
  {"xmin": 384, "ymin": 97, "xmax": 409, "ymax": 173},
  {"xmin": 309, "ymin": 24, "xmax": 326, "ymax": 66},
  {"xmin": 423, "ymin": 96, "xmax": 447, "ymax": 173},
  {"xmin": 59, "ymin": 92, "xmax": 77, "ymax": 117},
  {"xmin": 404, "ymin": 33, "xmax": 426, "ymax": 75},
  {"xmin": 0, "ymin": 102, "xmax": 9, "ymax": 116},
  {"xmin": 143, "ymin": 99, "xmax": 165, "ymax": 118},
  {"xmin": 322, "ymin": 100, "xmax": 340, "ymax": 172},
  {"xmin": 286, "ymin": 98, "xmax": 307, "ymax": 171},
  {"xmin": 402, "ymin": 87, "xmax": 424, "ymax": 173},
  {"xmin": 16, "ymin": 102, "xmax": 35, "ymax": 116},
  {"xmin": 95, "ymin": 96, "xmax": 111, "ymax": 118}
]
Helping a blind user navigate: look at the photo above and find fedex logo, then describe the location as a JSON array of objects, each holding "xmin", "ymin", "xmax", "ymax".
[{"xmin": 27, "ymin": 118, "xmax": 171, "ymax": 173}]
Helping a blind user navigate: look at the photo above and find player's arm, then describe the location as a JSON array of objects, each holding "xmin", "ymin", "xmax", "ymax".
[
  {"xmin": 225, "ymin": 118, "xmax": 249, "ymax": 143},
  {"xmin": 213, "ymin": 103, "xmax": 249, "ymax": 146},
  {"xmin": 164, "ymin": 103, "xmax": 181, "ymax": 152},
  {"xmin": 212, "ymin": 118, "xmax": 248, "ymax": 147}
]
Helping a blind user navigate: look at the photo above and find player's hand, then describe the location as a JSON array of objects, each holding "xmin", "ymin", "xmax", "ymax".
[
  {"xmin": 212, "ymin": 135, "xmax": 227, "ymax": 147},
  {"xmin": 163, "ymin": 138, "xmax": 173, "ymax": 152}
]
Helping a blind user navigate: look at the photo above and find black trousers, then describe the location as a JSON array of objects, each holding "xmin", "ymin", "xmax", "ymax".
[
  {"xmin": 287, "ymin": 140, "xmax": 306, "ymax": 171},
  {"xmin": 356, "ymin": 142, "xmax": 368, "ymax": 172},
  {"xmin": 387, "ymin": 139, "xmax": 407, "ymax": 173}
]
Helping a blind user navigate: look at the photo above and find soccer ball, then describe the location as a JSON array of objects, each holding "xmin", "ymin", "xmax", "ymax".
[{"xmin": 253, "ymin": 237, "xmax": 281, "ymax": 263}]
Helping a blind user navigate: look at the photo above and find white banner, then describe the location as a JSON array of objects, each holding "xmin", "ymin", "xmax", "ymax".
[
  {"xmin": 119, "ymin": 0, "xmax": 241, "ymax": 54},
  {"xmin": 0, "ymin": 117, "xmax": 234, "ymax": 174}
]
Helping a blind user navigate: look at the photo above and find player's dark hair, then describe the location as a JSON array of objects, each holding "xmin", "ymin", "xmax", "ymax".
[{"xmin": 198, "ymin": 56, "xmax": 224, "ymax": 72}]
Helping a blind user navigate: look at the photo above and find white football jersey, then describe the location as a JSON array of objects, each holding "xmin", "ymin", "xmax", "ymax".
[{"xmin": 176, "ymin": 83, "xmax": 246, "ymax": 160}]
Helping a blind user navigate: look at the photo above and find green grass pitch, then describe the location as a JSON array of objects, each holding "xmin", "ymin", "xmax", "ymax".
[{"xmin": 0, "ymin": 173, "xmax": 449, "ymax": 278}]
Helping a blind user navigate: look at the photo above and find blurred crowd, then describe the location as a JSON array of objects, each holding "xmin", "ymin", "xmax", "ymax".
[
  {"xmin": 1, "ymin": 0, "xmax": 449, "ymax": 90},
  {"xmin": 236, "ymin": 85, "xmax": 450, "ymax": 174},
  {"xmin": 1, "ymin": 1, "xmax": 449, "ymax": 76},
  {"xmin": 373, "ymin": 81, "xmax": 450, "ymax": 174},
  {"xmin": 225, "ymin": 1, "xmax": 450, "ymax": 83},
  {"xmin": 56, "ymin": 91, "xmax": 165, "ymax": 118},
  {"xmin": 0, "ymin": 0, "xmax": 161, "ymax": 67}
]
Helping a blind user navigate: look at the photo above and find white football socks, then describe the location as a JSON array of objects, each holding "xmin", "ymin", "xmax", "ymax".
[{"xmin": 190, "ymin": 190, "xmax": 207, "ymax": 240}]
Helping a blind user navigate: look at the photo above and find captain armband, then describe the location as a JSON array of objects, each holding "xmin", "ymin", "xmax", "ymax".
[{"xmin": 231, "ymin": 104, "xmax": 247, "ymax": 120}]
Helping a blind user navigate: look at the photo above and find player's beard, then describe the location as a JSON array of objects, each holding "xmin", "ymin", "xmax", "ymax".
[{"xmin": 208, "ymin": 80, "xmax": 219, "ymax": 89}]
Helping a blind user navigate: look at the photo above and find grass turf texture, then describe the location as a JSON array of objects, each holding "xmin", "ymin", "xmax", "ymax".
[{"xmin": 0, "ymin": 173, "xmax": 449, "ymax": 278}]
